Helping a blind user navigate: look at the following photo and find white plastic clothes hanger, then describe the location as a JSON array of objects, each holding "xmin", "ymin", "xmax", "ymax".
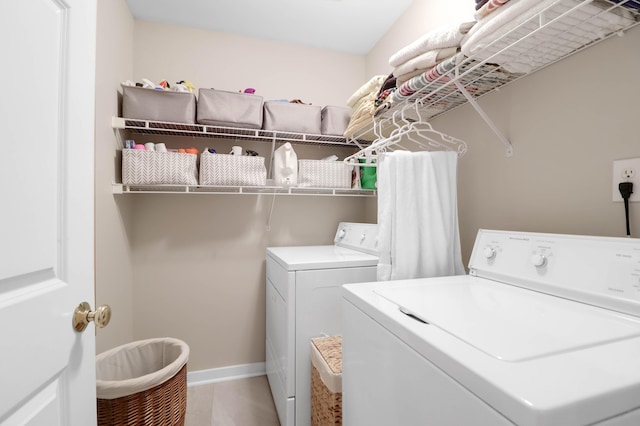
[
  {"xmin": 343, "ymin": 96, "xmax": 469, "ymax": 164},
  {"xmin": 401, "ymin": 102, "xmax": 468, "ymax": 155}
]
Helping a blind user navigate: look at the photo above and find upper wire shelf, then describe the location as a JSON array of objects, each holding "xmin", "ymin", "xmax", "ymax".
[
  {"xmin": 347, "ymin": 0, "xmax": 640, "ymax": 158},
  {"xmin": 112, "ymin": 116, "xmax": 369, "ymax": 148}
]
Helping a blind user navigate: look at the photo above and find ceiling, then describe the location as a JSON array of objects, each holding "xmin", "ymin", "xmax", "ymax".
[{"xmin": 124, "ymin": 0, "xmax": 414, "ymax": 55}]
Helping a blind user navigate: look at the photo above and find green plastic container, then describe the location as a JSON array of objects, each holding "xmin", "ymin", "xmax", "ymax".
[{"xmin": 359, "ymin": 159, "xmax": 377, "ymax": 189}]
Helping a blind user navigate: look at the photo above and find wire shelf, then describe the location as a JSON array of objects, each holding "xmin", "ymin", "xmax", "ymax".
[
  {"xmin": 112, "ymin": 183, "xmax": 377, "ymax": 197},
  {"xmin": 113, "ymin": 117, "xmax": 368, "ymax": 147},
  {"xmin": 348, "ymin": 0, "xmax": 640, "ymax": 156}
]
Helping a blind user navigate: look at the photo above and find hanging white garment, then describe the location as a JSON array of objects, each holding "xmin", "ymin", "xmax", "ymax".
[{"xmin": 377, "ymin": 150, "xmax": 465, "ymax": 281}]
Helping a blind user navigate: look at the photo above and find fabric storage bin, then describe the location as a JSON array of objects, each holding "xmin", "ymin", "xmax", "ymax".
[
  {"xmin": 122, "ymin": 85, "xmax": 196, "ymax": 124},
  {"xmin": 298, "ymin": 160, "xmax": 352, "ymax": 189},
  {"xmin": 197, "ymin": 89, "xmax": 264, "ymax": 129},
  {"xmin": 263, "ymin": 101, "xmax": 322, "ymax": 134},
  {"xmin": 311, "ymin": 336, "xmax": 342, "ymax": 426},
  {"xmin": 199, "ymin": 151, "xmax": 267, "ymax": 186},
  {"xmin": 122, "ymin": 149, "xmax": 198, "ymax": 185},
  {"xmin": 96, "ymin": 337, "xmax": 190, "ymax": 426},
  {"xmin": 321, "ymin": 106, "xmax": 351, "ymax": 136}
]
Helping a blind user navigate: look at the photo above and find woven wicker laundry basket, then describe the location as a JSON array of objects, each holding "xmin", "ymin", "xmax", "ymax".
[
  {"xmin": 96, "ymin": 337, "xmax": 189, "ymax": 426},
  {"xmin": 311, "ymin": 336, "xmax": 343, "ymax": 426}
]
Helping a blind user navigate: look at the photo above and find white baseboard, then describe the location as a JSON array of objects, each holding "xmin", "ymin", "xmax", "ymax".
[{"xmin": 187, "ymin": 362, "xmax": 266, "ymax": 387}]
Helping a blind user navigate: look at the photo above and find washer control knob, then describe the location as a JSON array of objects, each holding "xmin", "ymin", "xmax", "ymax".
[
  {"xmin": 337, "ymin": 229, "xmax": 346, "ymax": 240},
  {"xmin": 483, "ymin": 247, "xmax": 496, "ymax": 259},
  {"xmin": 531, "ymin": 253, "xmax": 547, "ymax": 268},
  {"xmin": 361, "ymin": 233, "xmax": 367, "ymax": 243}
]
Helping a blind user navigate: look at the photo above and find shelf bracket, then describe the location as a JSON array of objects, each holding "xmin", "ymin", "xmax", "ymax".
[
  {"xmin": 112, "ymin": 183, "xmax": 124, "ymax": 194},
  {"xmin": 111, "ymin": 116, "xmax": 126, "ymax": 129},
  {"xmin": 453, "ymin": 80, "xmax": 513, "ymax": 157},
  {"xmin": 111, "ymin": 116, "xmax": 127, "ymax": 149}
]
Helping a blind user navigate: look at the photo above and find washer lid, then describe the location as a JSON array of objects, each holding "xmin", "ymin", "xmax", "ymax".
[
  {"xmin": 375, "ymin": 277, "xmax": 640, "ymax": 362},
  {"xmin": 267, "ymin": 245, "xmax": 378, "ymax": 271}
]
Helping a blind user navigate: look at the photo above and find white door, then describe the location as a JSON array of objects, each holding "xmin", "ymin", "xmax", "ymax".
[{"xmin": 0, "ymin": 0, "xmax": 98, "ymax": 425}]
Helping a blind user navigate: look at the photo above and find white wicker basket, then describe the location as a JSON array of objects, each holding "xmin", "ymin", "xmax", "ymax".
[
  {"xmin": 122, "ymin": 150, "xmax": 198, "ymax": 185},
  {"xmin": 199, "ymin": 151, "xmax": 267, "ymax": 186},
  {"xmin": 298, "ymin": 160, "xmax": 352, "ymax": 189}
]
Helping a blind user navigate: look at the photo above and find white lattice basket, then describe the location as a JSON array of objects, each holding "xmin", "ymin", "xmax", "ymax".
[
  {"xmin": 122, "ymin": 150, "xmax": 198, "ymax": 185},
  {"xmin": 298, "ymin": 160, "xmax": 352, "ymax": 189},
  {"xmin": 199, "ymin": 151, "xmax": 267, "ymax": 186}
]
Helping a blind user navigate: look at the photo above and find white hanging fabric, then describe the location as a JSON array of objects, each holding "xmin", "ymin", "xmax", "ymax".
[{"xmin": 377, "ymin": 150, "xmax": 465, "ymax": 281}]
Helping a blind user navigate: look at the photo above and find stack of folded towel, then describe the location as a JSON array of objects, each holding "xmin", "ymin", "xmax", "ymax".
[
  {"xmin": 342, "ymin": 75, "xmax": 388, "ymax": 139},
  {"xmin": 388, "ymin": 19, "xmax": 476, "ymax": 87}
]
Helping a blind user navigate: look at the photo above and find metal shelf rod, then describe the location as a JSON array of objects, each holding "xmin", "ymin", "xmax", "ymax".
[{"xmin": 452, "ymin": 80, "xmax": 513, "ymax": 157}]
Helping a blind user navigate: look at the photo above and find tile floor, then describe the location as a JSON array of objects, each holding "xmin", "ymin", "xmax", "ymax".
[{"xmin": 185, "ymin": 375, "xmax": 280, "ymax": 426}]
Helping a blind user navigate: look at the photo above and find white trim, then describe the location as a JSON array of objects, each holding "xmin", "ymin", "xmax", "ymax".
[{"xmin": 186, "ymin": 362, "xmax": 266, "ymax": 387}]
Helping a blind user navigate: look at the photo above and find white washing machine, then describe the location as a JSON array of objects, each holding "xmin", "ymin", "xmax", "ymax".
[
  {"xmin": 266, "ymin": 222, "xmax": 378, "ymax": 426},
  {"xmin": 342, "ymin": 229, "xmax": 640, "ymax": 426}
]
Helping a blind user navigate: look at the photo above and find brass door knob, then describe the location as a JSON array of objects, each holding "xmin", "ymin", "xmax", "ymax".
[{"xmin": 73, "ymin": 302, "xmax": 111, "ymax": 332}]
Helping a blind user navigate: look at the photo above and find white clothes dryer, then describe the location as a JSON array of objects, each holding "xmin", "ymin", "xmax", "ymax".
[
  {"xmin": 342, "ymin": 229, "xmax": 640, "ymax": 426},
  {"xmin": 266, "ymin": 222, "xmax": 378, "ymax": 426}
]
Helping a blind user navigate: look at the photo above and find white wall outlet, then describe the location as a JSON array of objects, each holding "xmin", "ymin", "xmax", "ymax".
[{"xmin": 612, "ymin": 157, "xmax": 640, "ymax": 202}]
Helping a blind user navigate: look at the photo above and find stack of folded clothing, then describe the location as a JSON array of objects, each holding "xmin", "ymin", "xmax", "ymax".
[
  {"xmin": 474, "ymin": 0, "xmax": 510, "ymax": 19},
  {"xmin": 343, "ymin": 75, "xmax": 388, "ymax": 140},
  {"xmin": 388, "ymin": 19, "xmax": 476, "ymax": 87}
]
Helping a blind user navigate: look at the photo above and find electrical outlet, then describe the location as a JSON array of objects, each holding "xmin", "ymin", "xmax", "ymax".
[
  {"xmin": 612, "ymin": 157, "xmax": 640, "ymax": 202},
  {"xmin": 621, "ymin": 168, "xmax": 636, "ymax": 180}
]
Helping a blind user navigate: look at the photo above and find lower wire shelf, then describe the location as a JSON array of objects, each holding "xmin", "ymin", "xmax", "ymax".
[{"xmin": 112, "ymin": 183, "xmax": 377, "ymax": 197}]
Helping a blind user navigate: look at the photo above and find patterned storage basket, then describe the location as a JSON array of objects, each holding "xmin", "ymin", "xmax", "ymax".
[
  {"xmin": 298, "ymin": 160, "xmax": 352, "ymax": 189},
  {"xmin": 311, "ymin": 336, "xmax": 342, "ymax": 426},
  {"xmin": 122, "ymin": 150, "xmax": 198, "ymax": 185},
  {"xmin": 199, "ymin": 151, "xmax": 267, "ymax": 186}
]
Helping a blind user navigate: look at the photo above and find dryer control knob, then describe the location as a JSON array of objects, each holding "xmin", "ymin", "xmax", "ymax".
[
  {"xmin": 483, "ymin": 247, "xmax": 496, "ymax": 259},
  {"xmin": 531, "ymin": 253, "xmax": 547, "ymax": 267},
  {"xmin": 337, "ymin": 229, "xmax": 346, "ymax": 240}
]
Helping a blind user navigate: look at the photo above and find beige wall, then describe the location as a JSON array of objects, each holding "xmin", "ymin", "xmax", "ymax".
[
  {"xmin": 95, "ymin": 0, "xmax": 135, "ymax": 353},
  {"xmin": 132, "ymin": 20, "xmax": 366, "ymax": 108},
  {"xmin": 126, "ymin": 22, "xmax": 371, "ymax": 371},
  {"xmin": 368, "ymin": 1, "xmax": 640, "ymax": 264}
]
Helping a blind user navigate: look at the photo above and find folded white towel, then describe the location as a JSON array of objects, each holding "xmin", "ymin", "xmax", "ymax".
[
  {"xmin": 392, "ymin": 46, "xmax": 458, "ymax": 78},
  {"xmin": 388, "ymin": 20, "xmax": 475, "ymax": 68},
  {"xmin": 346, "ymin": 75, "xmax": 387, "ymax": 108}
]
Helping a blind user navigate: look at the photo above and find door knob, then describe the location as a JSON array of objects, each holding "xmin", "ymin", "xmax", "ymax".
[{"xmin": 73, "ymin": 302, "xmax": 111, "ymax": 332}]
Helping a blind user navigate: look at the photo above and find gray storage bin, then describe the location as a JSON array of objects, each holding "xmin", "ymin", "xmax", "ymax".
[
  {"xmin": 197, "ymin": 89, "xmax": 264, "ymax": 129},
  {"xmin": 321, "ymin": 106, "xmax": 351, "ymax": 136},
  {"xmin": 122, "ymin": 150, "xmax": 198, "ymax": 185},
  {"xmin": 263, "ymin": 101, "xmax": 322, "ymax": 134},
  {"xmin": 122, "ymin": 86, "xmax": 196, "ymax": 124}
]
